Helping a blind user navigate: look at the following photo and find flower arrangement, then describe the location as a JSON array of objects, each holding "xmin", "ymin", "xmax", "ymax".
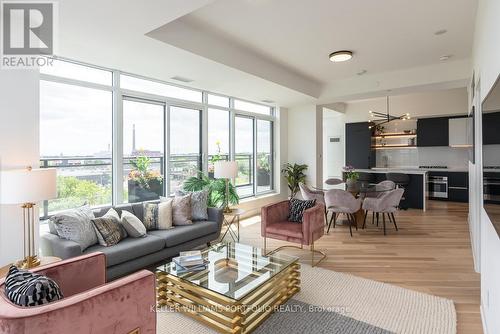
[
  {"xmin": 343, "ymin": 165, "xmax": 359, "ymax": 181},
  {"xmin": 128, "ymin": 155, "xmax": 163, "ymax": 189},
  {"xmin": 208, "ymin": 140, "xmax": 222, "ymax": 173}
]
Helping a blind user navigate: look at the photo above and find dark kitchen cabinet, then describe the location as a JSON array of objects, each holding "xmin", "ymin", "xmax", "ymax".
[
  {"xmin": 483, "ymin": 112, "xmax": 500, "ymax": 145},
  {"xmin": 417, "ymin": 117, "xmax": 449, "ymax": 147},
  {"xmin": 345, "ymin": 122, "xmax": 375, "ymax": 169}
]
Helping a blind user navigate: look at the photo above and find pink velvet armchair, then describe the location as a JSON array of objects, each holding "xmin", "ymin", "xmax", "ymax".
[
  {"xmin": 261, "ymin": 200, "xmax": 326, "ymax": 266},
  {"xmin": 0, "ymin": 252, "xmax": 156, "ymax": 334}
]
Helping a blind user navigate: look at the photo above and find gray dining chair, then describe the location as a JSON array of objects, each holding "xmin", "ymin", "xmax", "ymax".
[
  {"xmin": 324, "ymin": 189, "xmax": 362, "ymax": 237},
  {"xmin": 362, "ymin": 188, "xmax": 404, "ymax": 235},
  {"xmin": 363, "ymin": 180, "xmax": 397, "ymax": 226},
  {"xmin": 299, "ymin": 182, "xmax": 327, "ymax": 222}
]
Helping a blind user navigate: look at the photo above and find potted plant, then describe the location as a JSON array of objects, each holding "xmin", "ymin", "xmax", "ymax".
[
  {"xmin": 128, "ymin": 155, "xmax": 163, "ymax": 203},
  {"xmin": 343, "ymin": 165, "xmax": 359, "ymax": 187},
  {"xmin": 257, "ymin": 153, "xmax": 271, "ymax": 187},
  {"xmin": 183, "ymin": 172, "xmax": 239, "ymax": 208},
  {"xmin": 281, "ymin": 163, "xmax": 308, "ymax": 199},
  {"xmin": 208, "ymin": 140, "xmax": 222, "ymax": 179}
]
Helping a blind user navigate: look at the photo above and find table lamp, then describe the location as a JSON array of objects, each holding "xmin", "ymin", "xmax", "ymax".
[
  {"xmin": 214, "ymin": 161, "xmax": 238, "ymax": 213},
  {"xmin": 0, "ymin": 167, "xmax": 57, "ymax": 268}
]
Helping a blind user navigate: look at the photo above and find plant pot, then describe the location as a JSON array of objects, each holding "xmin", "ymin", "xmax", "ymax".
[
  {"xmin": 208, "ymin": 171, "xmax": 215, "ymax": 179},
  {"xmin": 257, "ymin": 169, "xmax": 270, "ymax": 186},
  {"xmin": 346, "ymin": 178, "xmax": 357, "ymax": 188},
  {"xmin": 127, "ymin": 179, "xmax": 163, "ymax": 203}
]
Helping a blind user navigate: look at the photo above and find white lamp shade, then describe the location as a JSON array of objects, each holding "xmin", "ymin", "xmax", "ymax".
[
  {"xmin": 214, "ymin": 161, "xmax": 238, "ymax": 179},
  {"xmin": 0, "ymin": 168, "xmax": 57, "ymax": 204}
]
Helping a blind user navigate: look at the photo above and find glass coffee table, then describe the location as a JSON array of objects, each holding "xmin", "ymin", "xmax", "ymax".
[{"xmin": 156, "ymin": 242, "xmax": 300, "ymax": 334}]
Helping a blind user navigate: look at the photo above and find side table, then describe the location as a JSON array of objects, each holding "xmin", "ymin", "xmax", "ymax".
[
  {"xmin": 219, "ymin": 208, "xmax": 245, "ymax": 242},
  {"xmin": 0, "ymin": 256, "xmax": 62, "ymax": 278}
]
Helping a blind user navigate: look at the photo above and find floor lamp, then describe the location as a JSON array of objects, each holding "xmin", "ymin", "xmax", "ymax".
[{"xmin": 0, "ymin": 167, "xmax": 57, "ymax": 268}]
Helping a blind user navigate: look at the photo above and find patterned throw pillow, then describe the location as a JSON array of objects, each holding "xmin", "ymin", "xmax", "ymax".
[
  {"xmin": 5, "ymin": 266, "xmax": 63, "ymax": 307},
  {"xmin": 172, "ymin": 194, "xmax": 192, "ymax": 226},
  {"xmin": 174, "ymin": 190, "xmax": 208, "ymax": 221},
  {"xmin": 50, "ymin": 205, "xmax": 98, "ymax": 251},
  {"xmin": 102, "ymin": 208, "xmax": 128, "ymax": 239},
  {"xmin": 288, "ymin": 198, "xmax": 316, "ymax": 223},
  {"xmin": 91, "ymin": 217, "xmax": 122, "ymax": 247},
  {"xmin": 143, "ymin": 200, "xmax": 173, "ymax": 230}
]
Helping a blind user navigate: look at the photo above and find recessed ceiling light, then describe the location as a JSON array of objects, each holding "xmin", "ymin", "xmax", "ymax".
[
  {"xmin": 357, "ymin": 69, "xmax": 367, "ymax": 76},
  {"xmin": 261, "ymin": 99, "xmax": 275, "ymax": 104},
  {"xmin": 329, "ymin": 50, "xmax": 353, "ymax": 62},
  {"xmin": 439, "ymin": 54, "xmax": 452, "ymax": 61},
  {"xmin": 434, "ymin": 29, "xmax": 448, "ymax": 36}
]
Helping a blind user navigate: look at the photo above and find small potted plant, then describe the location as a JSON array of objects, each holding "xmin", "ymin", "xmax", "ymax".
[
  {"xmin": 128, "ymin": 155, "xmax": 163, "ymax": 202},
  {"xmin": 343, "ymin": 165, "xmax": 359, "ymax": 187}
]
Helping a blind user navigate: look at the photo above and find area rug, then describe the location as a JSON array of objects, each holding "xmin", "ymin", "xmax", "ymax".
[{"xmin": 157, "ymin": 264, "xmax": 456, "ymax": 334}]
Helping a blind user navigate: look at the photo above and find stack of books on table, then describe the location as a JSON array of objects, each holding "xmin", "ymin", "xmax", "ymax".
[{"xmin": 173, "ymin": 250, "xmax": 209, "ymax": 273}]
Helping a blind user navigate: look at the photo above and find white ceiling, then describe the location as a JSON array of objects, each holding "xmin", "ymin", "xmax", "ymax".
[
  {"xmin": 155, "ymin": 0, "xmax": 477, "ymax": 83},
  {"xmin": 57, "ymin": 0, "xmax": 477, "ymax": 107}
]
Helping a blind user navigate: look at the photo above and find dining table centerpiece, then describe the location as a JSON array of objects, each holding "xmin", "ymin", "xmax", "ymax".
[{"xmin": 343, "ymin": 165, "xmax": 359, "ymax": 188}]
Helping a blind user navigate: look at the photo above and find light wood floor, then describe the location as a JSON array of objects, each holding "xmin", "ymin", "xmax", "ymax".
[{"xmin": 237, "ymin": 200, "xmax": 482, "ymax": 334}]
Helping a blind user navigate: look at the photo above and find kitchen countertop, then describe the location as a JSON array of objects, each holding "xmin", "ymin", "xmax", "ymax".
[
  {"xmin": 354, "ymin": 168, "xmax": 428, "ymax": 175},
  {"xmin": 368, "ymin": 167, "xmax": 470, "ymax": 173}
]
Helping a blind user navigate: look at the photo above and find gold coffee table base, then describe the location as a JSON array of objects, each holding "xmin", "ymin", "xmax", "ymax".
[{"xmin": 157, "ymin": 262, "xmax": 300, "ymax": 334}]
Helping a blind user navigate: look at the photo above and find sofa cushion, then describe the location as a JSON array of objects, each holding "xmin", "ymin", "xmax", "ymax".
[
  {"xmin": 147, "ymin": 220, "xmax": 218, "ymax": 247},
  {"xmin": 82, "ymin": 234, "xmax": 165, "ymax": 267}
]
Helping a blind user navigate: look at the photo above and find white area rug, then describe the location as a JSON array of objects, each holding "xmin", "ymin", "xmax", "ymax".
[{"xmin": 157, "ymin": 264, "xmax": 456, "ymax": 334}]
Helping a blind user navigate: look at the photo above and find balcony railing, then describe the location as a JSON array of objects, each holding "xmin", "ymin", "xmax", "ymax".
[{"xmin": 39, "ymin": 153, "xmax": 256, "ymax": 218}]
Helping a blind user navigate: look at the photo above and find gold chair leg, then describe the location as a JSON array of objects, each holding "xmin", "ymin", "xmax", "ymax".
[{"xmin": 310, "ymin": 241, "xmax": 327, "ymax": 267}]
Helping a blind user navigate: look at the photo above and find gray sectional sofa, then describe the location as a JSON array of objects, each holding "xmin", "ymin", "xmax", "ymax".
[{"xmin": 40, "ymin": 201, "xmax": 224, "ymax": 280}]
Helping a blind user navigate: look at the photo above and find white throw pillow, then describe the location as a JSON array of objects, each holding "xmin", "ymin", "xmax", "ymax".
[
  {"xmin": 121, "ymin": 210, "xmax": 147, "ymax": 237},
  {"xmin": 102, "ymin": 208, "xmax": 128, "ymax": 239},
  {"xmin": 158, "ymin": 198, "xmax": 173, "ymax": 230}
]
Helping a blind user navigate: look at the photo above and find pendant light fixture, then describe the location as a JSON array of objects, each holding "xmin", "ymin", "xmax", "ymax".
[{"xmin": 368, "ymin": 95, "xmax": 410, "ymax": 129}]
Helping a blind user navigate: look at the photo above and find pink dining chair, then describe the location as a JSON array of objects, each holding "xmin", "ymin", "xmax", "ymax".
[
  {"xmin": 0, "ymin": 252, "xmax": 156, "ymax": 334},
  {"xmin": 362, "ymin": 188, "xmax": 404, "ymax": 235},
  {"xmin": 261, "ymin": 200, "xmax": 326, "ymax": 266},
  {"xmin": 324, "ymin": 189, "xmax": 362, "ymax": 236}
]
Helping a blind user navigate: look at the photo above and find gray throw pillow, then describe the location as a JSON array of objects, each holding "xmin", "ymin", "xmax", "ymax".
[
  {"xmin": 91, "ymin": 217, "xmax": 122, "ymax": 247},
  {"xmin": 175, "ymin": 190, "xmax": 208, "ymax": 221},
  {"xmin": 50, "ymin": 205, "xmax": 98, "ymax": 251},
  {"xmin": 172, "ymin": 194, "xmax": 192, "ymax": 226},
  {"xmin": 121, "ymin": 210, "xmax": 147, "ymax": 237}
]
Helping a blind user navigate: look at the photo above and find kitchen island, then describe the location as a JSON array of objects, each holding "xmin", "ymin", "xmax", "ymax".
[{"xmin": 353, "ymin": 168, "xmax": 427, "ymax": 211}]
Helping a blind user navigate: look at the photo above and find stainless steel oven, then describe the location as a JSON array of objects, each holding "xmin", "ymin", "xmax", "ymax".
[{"xmin": 428, "ymin": 175, "xmax": 448, "ymax": 199}]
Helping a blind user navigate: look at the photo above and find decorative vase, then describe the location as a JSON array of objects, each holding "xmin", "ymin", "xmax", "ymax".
[{"xmin": 346, "ymin": 178, "xmax": 357, "ymax": 188}]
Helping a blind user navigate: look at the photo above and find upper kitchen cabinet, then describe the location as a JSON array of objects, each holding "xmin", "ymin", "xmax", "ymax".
[
  {"xmin": 417, "ymin": 117, "xmax": 449, "ymax": 147},
  {"xmin": 345, "ymin": 122, "xmax": 375, "ymax": 169},
  {"xmin": 483, "ymin": 111, "xmax": 500, "ymax": 145},
  {"xmin": 449, "ymin": 117, "xmax": 472, "ymax": 147}
]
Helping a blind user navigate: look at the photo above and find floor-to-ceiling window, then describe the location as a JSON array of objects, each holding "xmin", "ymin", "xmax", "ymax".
[
  {"xmin": 39, "ymin": 58, "xmax": 276, "ymax": 216},
  {"xmin": 122, "ymin": 98, "xmax": 165, "ymax": 203},
  {"xmin": 169, "ymin": 106, "xmax": 202, "ymax": 194}
]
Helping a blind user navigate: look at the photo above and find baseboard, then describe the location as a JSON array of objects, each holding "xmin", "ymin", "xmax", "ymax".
[{"xmin": 481, "ymin": 304, "xmax": 489, "ymax": 334}]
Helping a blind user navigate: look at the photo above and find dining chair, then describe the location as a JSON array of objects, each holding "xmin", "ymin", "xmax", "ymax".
[
  {"xmin": 363, "ymin": 180, "xmax": 396, "ymax": 226},
  {"xmin": 362, "ymin": 188, "xmax": 404, "ymax": 235},
  {"xmin": 386, "ymin": 173, "xmax": 410, "ymax": 209},
  {"xmin": 324, "ymin": 189, "xmax": 362, "ymax": 237},
  {"xmin": 299, "ymin": 183, "xmax": 327, "ymax": 222}
]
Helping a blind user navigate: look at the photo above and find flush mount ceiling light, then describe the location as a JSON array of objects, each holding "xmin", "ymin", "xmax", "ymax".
[
  {"xmin": 329, "ymin": 50, "xmax": 353, "ymax": 62},
  {"xmin": 368, "ymin": 95, "xmax": 410, "ymax": 129},
  {"xmin": 434, "ymin": 29, "xmax": 448, "ymax": 36},
  {"xmin": 439, "ymin": 54, "xmax": 452, "ymax": 61}
]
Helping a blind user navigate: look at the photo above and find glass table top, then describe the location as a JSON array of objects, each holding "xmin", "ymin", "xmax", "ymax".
[
  {"xmin": 347, "ymin": 181, "xmax": 394, "ymax": 194},
  {"xmin": 156, "ymin": 242, "xmax": 299, "ymax": 301}
]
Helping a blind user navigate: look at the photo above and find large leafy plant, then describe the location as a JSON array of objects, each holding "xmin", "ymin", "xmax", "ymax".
[
  {"xmin": 281, "ymin": 163, "xmax": 308, "ymax": 198},
  {"xmin": 183, "ymin": 172, "xmax": 239, "ymax": 208}
]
